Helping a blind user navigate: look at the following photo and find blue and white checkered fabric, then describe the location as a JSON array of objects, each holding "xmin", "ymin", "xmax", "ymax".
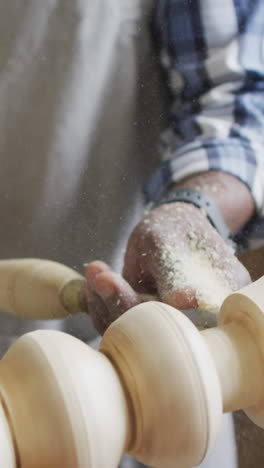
[{"xmin": 145, "ymin": 0, "xmax": 264, "ymax": 215}]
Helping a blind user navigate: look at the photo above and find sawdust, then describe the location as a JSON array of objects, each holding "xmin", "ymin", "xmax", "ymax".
[
  {"xmin": 157, "ymin": 228, "xmax": 236, "ymax": 313},
  {"xmin": 139, "ymin": 202, "xmax": 237, "ymax": 314}
]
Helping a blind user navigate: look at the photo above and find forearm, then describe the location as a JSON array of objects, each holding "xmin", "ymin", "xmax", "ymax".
[
  {"xmin": 171, "ymin": 171, "xmax": 255, "ymax": 234},
  {"xmin": 146, "ymin": 0, "xmax": 264, "ymax": 231}
]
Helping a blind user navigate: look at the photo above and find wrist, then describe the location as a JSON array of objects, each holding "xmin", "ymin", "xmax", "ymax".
[
  {"xmin": 167, "ymin": 171, "xmax": 255, "ymax": 234},
  {"xmin": 155, "ymin": 188, "xmax": 234, "ymax": 248}
]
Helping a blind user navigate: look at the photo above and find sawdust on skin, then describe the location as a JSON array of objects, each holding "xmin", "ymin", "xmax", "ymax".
[{"xmin": 141, "ymin": 203, "xmax": 237, "ymax": 313}]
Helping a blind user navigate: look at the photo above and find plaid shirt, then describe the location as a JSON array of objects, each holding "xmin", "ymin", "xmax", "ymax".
[{"xmin": 145, "ymin": 0, "xmax": 264, "ymax": 216}]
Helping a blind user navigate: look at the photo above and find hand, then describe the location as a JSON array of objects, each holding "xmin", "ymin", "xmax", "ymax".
[{"xmin": 85, "ymin": 202, "xmax": 251, "ymax": 335}]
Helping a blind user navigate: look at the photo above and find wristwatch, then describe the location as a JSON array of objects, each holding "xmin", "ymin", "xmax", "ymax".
[{"xmin": 154, "ymin": 188, "xmax": 235, "ymax": 248}]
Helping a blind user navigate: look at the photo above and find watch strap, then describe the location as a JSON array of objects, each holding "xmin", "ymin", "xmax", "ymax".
[{"xmin": 155, "ymin": 188, "xmax": 234, "ymax": 246}]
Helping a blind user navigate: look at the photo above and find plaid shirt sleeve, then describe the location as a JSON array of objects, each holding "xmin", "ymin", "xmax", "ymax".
[{"xmin": 145, "ymin": 0, "xmax": 264, "ymax": 214}]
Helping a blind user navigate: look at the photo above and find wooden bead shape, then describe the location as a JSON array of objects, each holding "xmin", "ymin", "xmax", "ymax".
[
  {"xmin": 0, "ymin": 331, "xmax": 130, "ymax": 468},
  {"xmin": 101, "ymin": 302, "xmax": 222, "ymax": 468}
]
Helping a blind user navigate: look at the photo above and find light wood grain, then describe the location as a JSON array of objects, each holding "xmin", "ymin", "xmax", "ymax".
[
  {"xmin": 0, "ymin": 258, "xmax": 86, "ymax": 319},
  {"xmin": 0, "ymin": 250, "xmax": 263, "ymax": 467}
]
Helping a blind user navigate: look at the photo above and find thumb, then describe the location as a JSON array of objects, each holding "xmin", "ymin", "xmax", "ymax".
[{"xmin": 151, "ymin": 250, "xmax": 198, "ymax": 309}]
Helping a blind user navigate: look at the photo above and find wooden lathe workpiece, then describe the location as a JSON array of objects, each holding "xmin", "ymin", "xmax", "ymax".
[{"xmin": 0, "ymin": 259, "xmax": 263, "ymax": 467}]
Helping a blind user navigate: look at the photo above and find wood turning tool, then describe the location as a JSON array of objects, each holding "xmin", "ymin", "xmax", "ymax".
[{"xmin": 0, "ymin": 258, "xmax": 263, "ymax": 467}]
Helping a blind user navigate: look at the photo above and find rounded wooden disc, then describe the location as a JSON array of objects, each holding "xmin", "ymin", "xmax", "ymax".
[
  {"xmin": 101, "ymin": 301, "xmax": 222, "ymax": 468},
  {"xmin": 0, "ymin": 330, "xmax": 130, "ymax": 467}
]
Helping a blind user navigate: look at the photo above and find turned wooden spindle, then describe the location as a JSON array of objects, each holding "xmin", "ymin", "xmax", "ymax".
[{"xmin": 0, "ymin": 277, "xmax": 264, "ymax": 467}]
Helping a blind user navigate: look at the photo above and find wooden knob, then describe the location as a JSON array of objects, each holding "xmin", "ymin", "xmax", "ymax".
[
  {"xmin": 101, "ymin": 302, "xmax": 222, "ymax": 467},
  {"xmin": 0, "ymin": 331, "xmax": 130, "ymax": 468},
  {"xmin": 217, "ymin": 276, "xmax": 264, "ymax": 426},
  {"xmin": 0, "ymin": 258, "xmax": 87, "ymax": 319}
]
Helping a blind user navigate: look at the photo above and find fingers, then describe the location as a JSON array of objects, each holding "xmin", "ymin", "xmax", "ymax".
[
  {"xmin": 123, "ymin": 236, "xmax": 198, "ymax": 309},
  {"xmin": 85, "ymin": 261, "xmax": 112, "ymax": 334},
  {"xmin": 85, "ymin": 261, "xmax": 141, "ymax": 335},
  {"xmin": 123, "ymin": 248, "xmax": 156, "ymax": 294},
  {"xmin": 86, "ymin": 283, "xmax": 110, "ymax": 335},
  {"xmin": 85, "ymin": 260, "xmax": 111, "ymax": 281},
  {"xmin": 124, "ymin": 249, "xmax": 198, "ymax": 310},
  {"xmin": 94, "ymin": 271, "xmax": 141, "ymax": 313}
]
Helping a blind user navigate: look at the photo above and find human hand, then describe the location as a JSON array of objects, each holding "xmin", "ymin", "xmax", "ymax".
[{"xmin": 85, "ymin": 202, "xmax": 250, "ymax": 335}]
